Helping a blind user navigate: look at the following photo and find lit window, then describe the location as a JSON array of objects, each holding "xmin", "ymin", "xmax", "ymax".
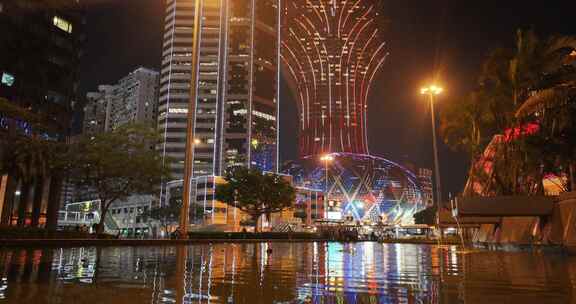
[
  {"xmin": 169, "ymin": 108, "xmax": 188, "ymax": 114},
  {"xmin": 1, "ymin": 72, "xmax": 14, "ymax": 87},
  {"xmin": 53, "ymin": 16, "xmax": 73, "ymax": 33}
]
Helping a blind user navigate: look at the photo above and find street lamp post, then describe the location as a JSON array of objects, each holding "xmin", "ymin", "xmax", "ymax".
[
  {"xmin": 180, "ymin": 0, "xmax": 203, "ymax": 239},
  {"xmin": 320, "ymin": 154, "xmax": 334, "ymax": 219},
  {"xmin": 421, "ymin": 85, "xmax": 443, "ymax": 242}
]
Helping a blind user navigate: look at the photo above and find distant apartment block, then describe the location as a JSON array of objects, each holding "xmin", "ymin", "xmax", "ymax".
[
  {"xmin": 84, "ymin": 67, "xmax": 159, "ymax": 134},
  {"xmin": 84, "ymin": 85, "xmax": 115, "ymax": 135}
]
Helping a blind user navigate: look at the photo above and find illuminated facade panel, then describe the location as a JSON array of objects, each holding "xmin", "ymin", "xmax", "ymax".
[
  {"xmin": 159, "ymin": 0, "xmax": 280, "ymax": 178},
  {"xmin": 286, "ymin": 153, "xmax": 426, "ymax": 224},
  {"xmin": 159, "ymin": 0, "xmax": 281, "ymax": 203},
  {"xmin": 282, "ymin": 0, "xmax": 388, "ymax": 157}
]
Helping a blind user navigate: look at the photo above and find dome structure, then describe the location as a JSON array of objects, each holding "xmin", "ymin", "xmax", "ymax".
[{"xmin": 285, "ymin": 153, "xmax": 426, "ymax": 225}]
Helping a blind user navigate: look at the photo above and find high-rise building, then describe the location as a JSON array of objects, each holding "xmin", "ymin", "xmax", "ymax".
[
  {"xmin": 84, "ymin": 85, "xmax": 115, "ymax": 135},
  {"xmin": 0, "ymin": 0, "xmax": 85, "ymax": 228},
  {"xmin": 282, "ymin": 1, "xmax": 426, "ymax": 224},
  {"xmin": 84, "ymin": 67, "xmax": 159, "ymax": 135},
  {"xmin": 158, "ymin": 1, "xmax": 281, "ymax": 183},
  {"xmin": 282, "ymin": 0, "xmax": 388, "ymax": 157},
  {"xmin": 111, "ymin": 67, "xmax": 159, "ymax": 129}
]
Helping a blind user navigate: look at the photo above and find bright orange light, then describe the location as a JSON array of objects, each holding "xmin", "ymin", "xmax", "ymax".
[
  {"xmin": 421, "ymin": 85, "xmax": 443, "ymax": 96},
  {"xmin": 193, "ymin": 138, "xmax": 201, "ymax": 145},
  {"xmin": 320, "ymin": 154, "xmax": 334, "ymax": 162}
]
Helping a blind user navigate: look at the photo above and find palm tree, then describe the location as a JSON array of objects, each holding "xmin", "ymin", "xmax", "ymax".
[
  {"xmin": 1, "ymin": 97, "xmax": 67, "ymax": 227},
  {"xmin": 441, "ymin": 30, "xmax": 576, "ymax": 196}
]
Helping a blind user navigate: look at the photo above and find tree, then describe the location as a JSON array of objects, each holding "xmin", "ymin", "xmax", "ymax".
[
  {"xmin": 215, "ymin": 167, "xmax": 296, "ymax": 232},
  {"xmin": 517, "ymin": 83, "xmax": 576, "ymax": 192},
  {"xmin": 68, "ymin": 123, "xmax": 169, "ymax": 234},
  {"xmin": 0, "ymin": 97, "xmax": 69, "ymax": 227},
  {"xmin": 440, "ymin": 29, "xmax": 576, "ymax": 196},
  {"xmin": 140, "ymin": 198, "xmax": 181, "ymax": 237}
]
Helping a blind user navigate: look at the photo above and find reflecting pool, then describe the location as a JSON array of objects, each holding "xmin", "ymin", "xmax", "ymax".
[{"xmin": 0, "ymin": 243, "xmax": 574, "ymax": 303}]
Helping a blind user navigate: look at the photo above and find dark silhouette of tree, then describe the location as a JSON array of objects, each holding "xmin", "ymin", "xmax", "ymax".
[
  {"xmin": 68, "ymin": 123, "xmax": 169, "ymax": 234},
  {"xmin": 440, "ymin": 29, "xmax": 576, "ymax": 195},
  {"xmin": 215, "ymin": 167, "xmax": 296, "ymax": 232},
  {"xmin": 139, "ymin": 197, "xmax": 181, "ymax": 237}
]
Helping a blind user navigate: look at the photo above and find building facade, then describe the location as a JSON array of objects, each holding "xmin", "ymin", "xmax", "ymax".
[
  {"xmin": 84, "ymin": 67, "xmax": 159, "ymax": 135},
  {"xmin": 111, "ymin": 67, "xmax": 159, "ymax": 129},
  {"xmin": 0, "ymin": 0, "xmax": 85, "ymax": 138},
  {"xmin": 418, "ymin": 168, "xmax": 434, "ymax": 207},
  {"xmin": 282, "ymin": 0, "xmax": 388, "ymax": 157},
  {"xmin": 84, "ymin": 85, "xmax": 115, "ymax": 135},
  {"xmin": 158, "ymin": 0, "xmax": 281, "ymax": 186},
  {"xmin": 282, "ymin": 1, "xmax": 427, "ymax": 225},
  {"xmin": 0, "ymin": 0, "xmax": 85, "ymax": 228}
]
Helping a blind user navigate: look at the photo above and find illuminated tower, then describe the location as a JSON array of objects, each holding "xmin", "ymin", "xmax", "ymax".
[
  {"xmin": 159, "ymin": 0, "xmax": 281, "ymax": 180},
  {"xmin": 282, "ymin": 0, "xmax": 388, "ymax": 156},
  {"xmin": 282, "ymin": 1, "xmax": 426, "ymax": 224},
  {"xmin": 159, "ymin": 0, "xmax": 281, "ymax": 209}
]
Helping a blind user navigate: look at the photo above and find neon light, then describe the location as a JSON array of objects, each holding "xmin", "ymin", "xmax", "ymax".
[{"xmin": 283, "ymin": 1, "xmax": 387, "ymax": 157}]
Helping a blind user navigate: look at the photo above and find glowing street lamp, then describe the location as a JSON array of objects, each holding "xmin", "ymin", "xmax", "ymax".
[
  {"xmin": 421, "ymin": 84, "xmax": 444, "ymax": 241},
  {"xmin": 420, "ymin": 85, "xmax": 443, "ymax": 95},
  {"xmin": 320, "ymin": 154, "xmax": 334, "ymax": 219}
]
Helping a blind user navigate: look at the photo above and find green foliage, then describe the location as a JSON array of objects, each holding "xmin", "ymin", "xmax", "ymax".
[
  {"xmin": 0, "ymin": 97, "xmax": 65, "ymax": 178},
  {"xmin": 522, "ymin": 87, "xmax": 576, "ymax": 192},
  {"xmin": 140, "ymin": 198, "xmax": 181, "ymax": 235},
  {"xmin": 440, "ymin": 29, "xmax": 576, "ymax": 196},
  {"xmin": 215, "ymin": 167, "xmax": 296, "ymax": 232},
  {"xmin": 67, "ymin": 123, "xmax": 170, "ymax": 233}
]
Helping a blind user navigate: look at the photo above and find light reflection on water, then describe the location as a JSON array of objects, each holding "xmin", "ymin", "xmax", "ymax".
[{"xmin": 0, "ymin": 242, "xmax": 574, "ymax": 303}]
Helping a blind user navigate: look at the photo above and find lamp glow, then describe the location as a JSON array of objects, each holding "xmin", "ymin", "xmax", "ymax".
[
  {"xmin": 320, "ymin": 154, "xmax": 334, "ymax": 162},
  {"xmin": 421, "ymin": 85, "xmax": 443, "ymax": 96}
]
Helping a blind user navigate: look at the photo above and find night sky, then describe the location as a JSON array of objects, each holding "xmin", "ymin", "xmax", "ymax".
[{"xmin": 78, "ymin": 0, "xmax": 576, "ymax": 197}]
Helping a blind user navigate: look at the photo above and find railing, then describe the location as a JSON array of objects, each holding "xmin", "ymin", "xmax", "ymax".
[
  {"xmin": 58, "ymin": 210, "xmax": 120, "ymax": 233},
  {"xmin": 58, "ymin": 211, "xmax": 96, "ymax": 226}
]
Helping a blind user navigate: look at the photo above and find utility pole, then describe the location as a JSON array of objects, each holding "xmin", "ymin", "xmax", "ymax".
[{"xmin": 179, "ymin": 0, "xmax": 202, "ymax": 239}]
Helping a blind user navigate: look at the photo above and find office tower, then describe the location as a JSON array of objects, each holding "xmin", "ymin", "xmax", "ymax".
[
  {"xmin": 0, "ymin": 0, "xmax": 85, "ymax": 227},
  {"xmin": 159, "ymin": 0, "xmax": 281, "ymax": 180}
]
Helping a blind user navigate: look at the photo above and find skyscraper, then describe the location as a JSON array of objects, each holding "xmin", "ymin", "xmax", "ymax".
[
  {"xmin": 0, "ymin": 0, "xmax": 85, "ymax": 228},
  {"xmin": 159, "ymin": 0, "xmax": 281, "ymax": 204},
  {"xmin": 282, "ymin": 0, "xmax": 388, "ymax": 156},
  {"xmin": 282, "ymin": 1, "xmax": 426, "ymax": 224}
]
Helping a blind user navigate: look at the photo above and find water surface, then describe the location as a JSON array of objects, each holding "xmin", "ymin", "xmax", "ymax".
[{"xmin": 0, "ymin": 242, "xmax": 574, "ymax": 303}]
